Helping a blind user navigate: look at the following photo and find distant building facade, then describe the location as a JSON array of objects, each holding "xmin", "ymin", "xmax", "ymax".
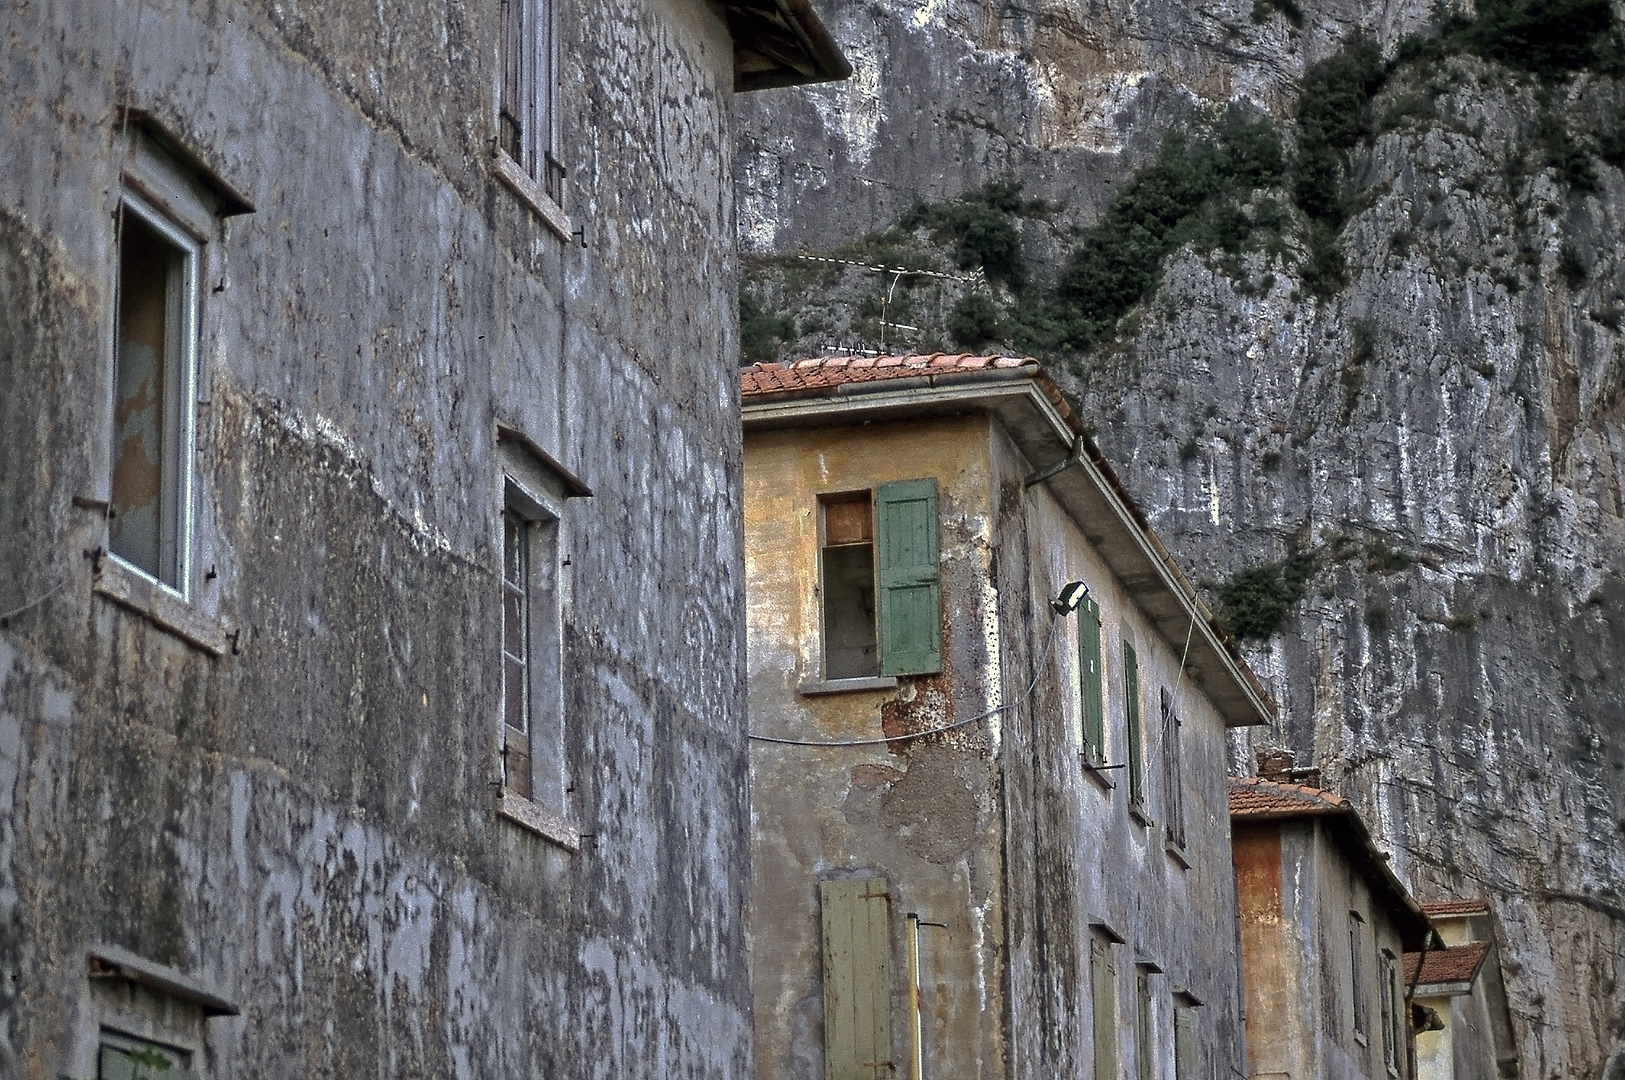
[
  {"xmin": 0, "ymin": 1, "xmax": 844, "ymax": 1077},
  {"xmin": 741, "ymin": 354, "xmax": 1276, "ymax": 1080},
  {"xmin": 1409, "ymin": 900, "xmax": 1520, "ymax": 1080},
  {"xmin": 1232, "ymin": 754, "xmax": 1436, "ymax": 1080}
]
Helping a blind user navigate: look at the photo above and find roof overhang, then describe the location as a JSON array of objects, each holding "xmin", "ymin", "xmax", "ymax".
[
  {"xmin": 742, "ymin": 369, "xmax": 1276, "ymax": 728},
  {"xmin": 716, "ymin": 0, "xmax": 851, "ymax": 91}
]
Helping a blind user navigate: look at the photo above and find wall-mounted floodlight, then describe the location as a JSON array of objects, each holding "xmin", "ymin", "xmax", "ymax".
[{"xmin": 1051, "ymin": 580, "xmax": 1091, "ymax": 616}]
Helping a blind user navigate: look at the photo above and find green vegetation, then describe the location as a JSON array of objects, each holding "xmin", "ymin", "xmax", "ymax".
[
  {"xmin": 1050, "ymin": 110, "xmax": 1285, "ymax": 351},
  {"xmin": 1217, "ymin": 540, "xmax": 1317, "ymax": 639},
  {"xmin": 1340, "ymin": 321, "xmax": 1376, "ymax": 422},
  {"xmin": 900, "ymin": 178, "xmax": 1047, "ymax": 290},
  {"xmin": 1401, "ymin": 0, "xmax": 1622, "ymax": 80},
  {"xmin": 1557, "ymin": 242, "xmax": 1588, "ymax": 288},
  {"xmin": 948, "ymin": 292, "xmax": 1000, "ymax": 350},
  {"xmin": 1251, "ymin": 0, "xmax": 1304, "ymax": 28},
  {"xmin": 1365, "ymin": 539, "xmax": 1413, "ymax": 574},
  {"xmin": 740, "ymin": 285, "xmax": 795, "ymax": 363}
]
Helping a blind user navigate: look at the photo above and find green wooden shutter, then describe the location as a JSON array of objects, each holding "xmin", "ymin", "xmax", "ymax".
[
  {"xmin": 876, "ymin": 480, "xmax": 941, "ymax": 675},
  {"xmin": 1173, "ymin": 1005, "xmax": 1198, "ymax": 1080},
  {"xmin": 1124, "ymin": 641, "xmax": 1143, "ymax": 805},
  {"xmin": 1091, "ymin": 936, "xmax": 1118, "ymax": 1080},
  {"xmin": 821, "ymin": 878, "xmax": 893, "ymax": 1080},
  {"xmin": 1079, "ymin": 597, "xmax": 1105, "ymax": 766},
  {"xmin": 100, "ymin": 1044, "xmax": 199, "ymax": 1080}
]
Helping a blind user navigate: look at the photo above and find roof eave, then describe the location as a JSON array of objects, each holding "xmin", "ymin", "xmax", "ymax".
[
  {"xmin": 719, "ymin": 0, "xmax": 851, "ymax": 92},
  {"xmin": 743, "ymin": 373, "xmax": 1276, "ymax": 728}
]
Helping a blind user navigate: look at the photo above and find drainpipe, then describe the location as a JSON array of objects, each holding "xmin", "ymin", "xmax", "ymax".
[
  {"xmin": 907, "ymin": 913, "xmax": 922, "ymax": 1080},
  {"xmin": 1022, "ymin": 435, "xmax": 1086, "ymax": 489}
]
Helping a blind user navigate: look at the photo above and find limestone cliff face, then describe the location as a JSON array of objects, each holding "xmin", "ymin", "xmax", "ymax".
[{"xmin": 737, "ymin": 2, "xmax": 1625, "ymax": 1075}]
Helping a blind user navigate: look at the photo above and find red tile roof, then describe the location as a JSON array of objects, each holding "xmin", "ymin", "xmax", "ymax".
[
  {"xmin": 1405, "ymin": 941, "xmax": 1489, "ymax": 987},
  {"xmin": 1229, "ymin": 776, "xmax": 1351, "ymax": 818},
  {"xmin": 1420, "ymin": 899, "xmax": 1490, "ymax": 917},
  {"xmin": 741, "ymin": 354, "xmax": 1041, "ymax": 397}
]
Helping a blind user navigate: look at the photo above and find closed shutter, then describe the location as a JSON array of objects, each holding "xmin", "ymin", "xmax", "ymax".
[
  {"xmin": 100, "ymin": 1044, "xmax": 200, "ymax": 1080},
  {"xmin": 875, "ymin": 480, "xmax": 941, "ymax": 675},
  {"xmin": 1173, "ymin": 1004, "xmax": 1198, "ymax": 1080},
  {"xmin": 821, "ymin": 878, "xmax": 894, "ymax": 1080},
  {"xmin": 1124, "ymin": 641, "xmax": 1143, "ymax": 804},
  {"xmin": 1079, "ymin": 597, "xmax": 1105, "ymax": 766},
  {"xmin": 1091, "ymin": 936, "xmax": 1118, "ymax": 1080}
]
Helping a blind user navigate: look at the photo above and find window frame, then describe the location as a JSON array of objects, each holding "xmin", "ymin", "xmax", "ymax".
[
  {"xmin": 1350, "ymin": 911, "xmax": 1369, "ymax": 1042},
  {"xmin": 108, "ymin": 188, "xmax": 201, "ymax": 600},
  {"xmin": 1074, "ymin": 594, "xmax": 1106, "ymax": 769},
  {"xmin": 492, "ymin": 0, "xmax": 572, "ymax": 239},
  {"xmin": 493, "ymin": 436, "xmax": 581, "ymax": 851},
  {"xmin": 811, "ymin": 479, "xmax": 942, "ymax": 686},
  {"xmin": 1123, "ymin": 636, "xmax": 1145, "ymax": 809},
  {"xmin": 818, "ymin": 491, "xmax": 879, "ymax": 681},
  {"xmin": 1160, "ymin": 686, "xmax": 1186, "ymax": 853}
]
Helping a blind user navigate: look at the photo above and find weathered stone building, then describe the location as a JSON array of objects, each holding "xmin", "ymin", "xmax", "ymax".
[
  {"xmin": 740, "ymin": 353, "xmax": 1275, "ymax": 1080},
  {"xmin": 1410, "ymin": 900, "xmax": 1520, "ymax": 1080},
  {"xmin": 1232, "ymin": 760, "xmax": 1436, "ymax": 1080},
  {"xmin": 0, "ymin": 0, "xmax": 844, "ymax": 1076}
]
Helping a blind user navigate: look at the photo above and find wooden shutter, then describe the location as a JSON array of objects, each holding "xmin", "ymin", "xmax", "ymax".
[
  {"xmin": 100, "ymin": 1044, "xmax": 200, "ymax": 1080},
  {"xmin": 876, "ymin": 480, "xmax": 941, "ymax": 675},
  {"xmin": 821, "ymin": 878, "xmax": 893, "ymax": 1080},
  {"xmin": 1161, "ymin": 688, "xmax": 1185, "ymax": 848},
  {"xmin": 1124, "ymin": 641, "xmax": 1143, "ymax": 804},
  {"xmin": 1091, "ymin": 936, "xmax": 1118, "ymax": 1080},
  {"xmin": 1079, "ymin": 597, "xmax": 1105, "ymax": 766},
  {"xmin": 1173, "ymin": 1005, "xmax": 1198, "ymax": 1080}
]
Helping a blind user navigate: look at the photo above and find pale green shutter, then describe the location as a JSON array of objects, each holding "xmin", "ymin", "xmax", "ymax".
[
  {"xmin": 876, "ymin": 480, "xmax": 941, "ymax": 675},
  {"xmin": 1124, "ymin": 641, "xmax": 1144, "ymax": 805},
  {"xmin": 821, "ymin": 878, "xmax": 893, "ymax": 1080},
  {"xmin": 100, "ymin": 1044, "xmax": 199, "ymax": 1080},
  {"xmin": 1173, "ymin": 1005, "xmax": 1198, "ymax": 1080},
  {"xmin": 1091, "ymin": 936, "xmax": 1118, "ymax": 1080},
  {"xmin": 1080, "ymin": 597, "xmax": 1105, "ymax": 766}
]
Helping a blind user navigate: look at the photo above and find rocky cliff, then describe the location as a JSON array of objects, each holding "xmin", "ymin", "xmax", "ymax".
[{"xmin": 736, "ymin": 2, "xmax": 1625, "ymax": 1075}]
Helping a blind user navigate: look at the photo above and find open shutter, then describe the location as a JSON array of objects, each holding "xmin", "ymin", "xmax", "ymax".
[
  {"xmin": 876, "ymin": 480, "xmax": 941, "ymax": 675},
  {"xmin": 1079, "ymin": 597, "xmax": 1105, "ymax": 766},
  {"xmin": 100, "ymin": 1045, "xmax": 200, "ymax": 1080},
  {"xmin": 821, "ymin": 878, "xmax": 893, "ymax": 1080},
  {"xmin": 1124, "ymin": 641, "xmax": 1143, "ymax": 804}
]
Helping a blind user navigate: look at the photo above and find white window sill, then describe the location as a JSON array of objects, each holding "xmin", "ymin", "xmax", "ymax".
[
  {"xmin": 493, "ymin": 152, "xmax": 573, "ymax": 242},
  {"xmin": 496, "ymin": 789, "xmax": 579, "ymax": 852},
  {"xmin": 94, "ymin": 558, "xmax": 231, "ymax": 656},
  {"xmin": 798, "ymin": 676, "xmax": 899, "ymax": 696},
  {"xmin": 1128, "ymin": 802, "xmax": 1152, "ymax": 828},
  {"xmin": 1164, "ymin": 840, "xmax": 1191, "ymax": 870}
]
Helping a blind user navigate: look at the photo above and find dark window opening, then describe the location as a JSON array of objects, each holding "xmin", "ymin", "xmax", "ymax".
[
  {"xmin": 111, "ymin": 208, "xmax": 187, "ymax": 587},
  {"xmin": 822, "ymin": 494, "xmax": 877, "ymax": 679}
]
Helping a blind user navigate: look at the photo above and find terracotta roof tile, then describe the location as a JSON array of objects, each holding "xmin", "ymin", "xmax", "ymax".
[
  {"xmin": 740, "ymin": 354, "xmax": 1041, "ymax": 399},
  {"xmin": 1405, "ymin": 942, "xmax": 1489, "ymax": 986},
  {"xmin": 1229, "ymin": 775, "xmax": 1351, "ymax": 818},
  {"xmin": 1420, "ymin": 899, "xmax": 1490, "ymax": 917}
]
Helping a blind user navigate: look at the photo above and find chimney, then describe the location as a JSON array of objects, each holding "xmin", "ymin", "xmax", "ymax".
[
  {"xmin": 1257, "ymin": 749, "xmax": 1324, "ymax": 788},
  {"xmin": 1256, "ymin": 749, "xmax": 1295, "ymax": 782}
]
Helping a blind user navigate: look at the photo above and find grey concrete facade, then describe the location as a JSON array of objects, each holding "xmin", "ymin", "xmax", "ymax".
[
  {"xmin": 0, "ymin": 1, "xmax": 840, "ymax": 1076},
  {"xmin": 740, "ymin": 356, "xmax": 1274, "ymax": 1080}
]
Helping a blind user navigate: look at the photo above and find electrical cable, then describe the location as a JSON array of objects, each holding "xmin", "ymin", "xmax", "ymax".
[
  {"xmin": 747, "ymin": 609, "xmax": 1063, "ymax": 748},
  {"xmin": 0, "ymin": 578, "xmax": 67, "ymax": 624}
]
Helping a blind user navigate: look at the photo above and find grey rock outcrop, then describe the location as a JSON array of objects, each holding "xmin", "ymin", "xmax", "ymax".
[{"xmin": 737, "ymin": 1, "xmax": 1625, "ymax": 1074}]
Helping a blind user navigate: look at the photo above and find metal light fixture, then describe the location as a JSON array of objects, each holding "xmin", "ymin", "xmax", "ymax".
[{"xmin": 1051, "ymin": 580, "xmax": 1091, "ymax": 615}]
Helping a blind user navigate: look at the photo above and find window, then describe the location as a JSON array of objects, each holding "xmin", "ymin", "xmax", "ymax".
[
  {"xmin": 109, "ymin": 196, "xmax": 199, "ymax": 594},
  {"xmin": 499, "ymin": 478, "xmax": 564, "ymax": 810},
  {"xmin": 1075, "ymin": 596, "xmax": 1105, "ymax": 767},
  {"xmin": 1090, "ymin": 934, "xmax": 1119, "ymax": 1080},
  {"xmin": 1160, "ymin": 688, "xmax": 1185, "ymax": 850},
  {"xmin": 1133, "ymin": 966, "xmax": 1155, "ymax": 1080},
  {"xmin": 1349, "ymin": 912, "xmax": 1368, "ymax": 1040},
  {"xmin": 818, "ymin": 480, "xmax": 941, "ymax": 680},
  {"xmin": 820, "ymin": 878, "xmax": 893, "ymax": 1080},
  {"xmin": 492, "ymin": 426, "xmax": 588, "ymax": 846},
  {"xmin": 1123, "ymin": 639, "xmax": 1144, "ymax": 805},
  {"xmin": 495, "ymin": 0, "xmax": 567, "ymax": 223},
  {"xmin": 99, "ymin": 1032, "xmax": 199, "ymax": 1080},
  {"xmin": 1379, "ymin": 949, "xmax": 1401, "ymax": 1074}
]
